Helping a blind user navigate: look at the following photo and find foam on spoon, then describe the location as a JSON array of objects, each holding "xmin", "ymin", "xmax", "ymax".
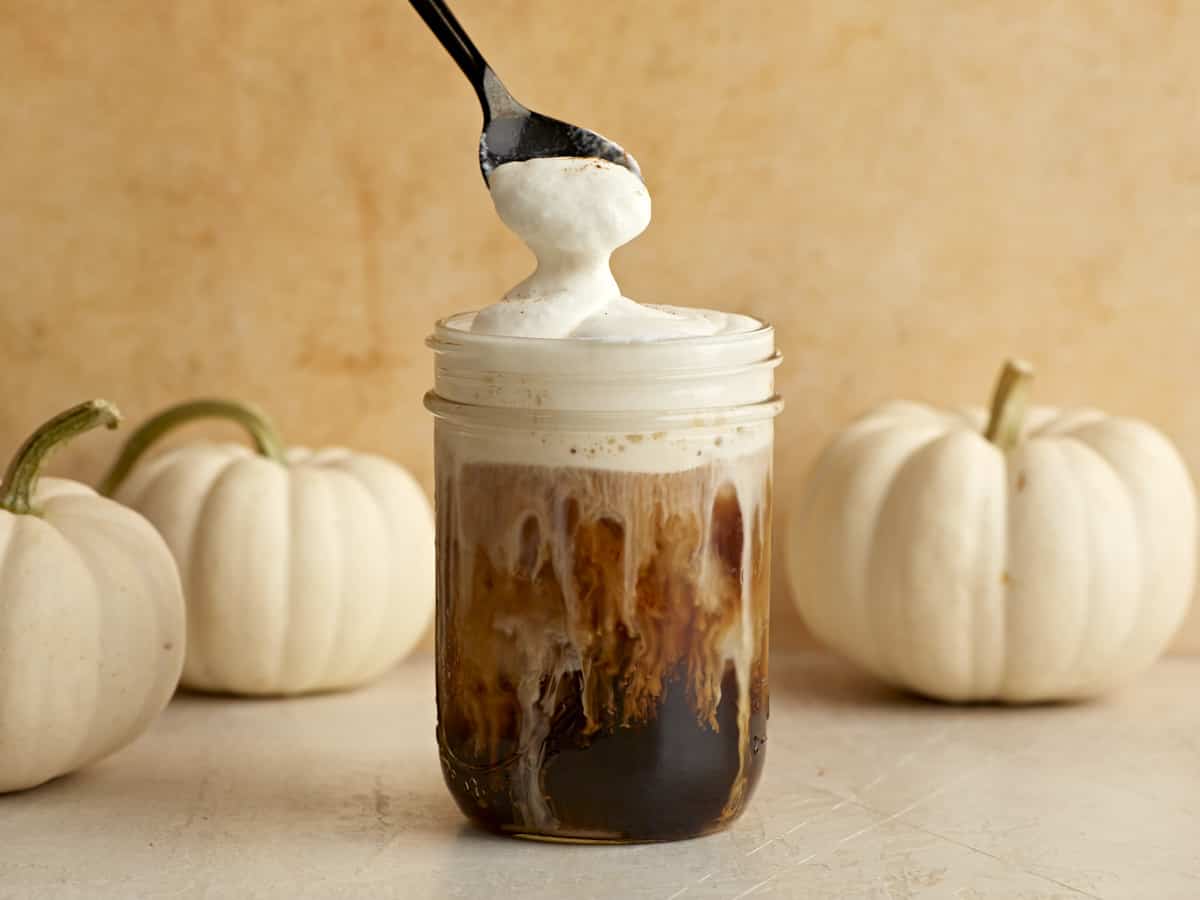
[{"xmin": 466, "ymin": 157, "xmax": 758, "ymax": 340}]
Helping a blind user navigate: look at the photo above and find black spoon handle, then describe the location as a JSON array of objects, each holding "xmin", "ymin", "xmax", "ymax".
[{"xmin": 409, "ymin": 0, "xmax": 508, "ymax": 120}]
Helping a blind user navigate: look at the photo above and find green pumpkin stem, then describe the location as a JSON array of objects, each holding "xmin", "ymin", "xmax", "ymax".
[
  {"xmin": 984, "ymin": 359, "xmax": 1034, "ymax": 453},
  {"xmin": 98, "ymin": 399, "xmax": 286, "ymax": 497},
  {"xmin": 0, "ymin": 400, "xmax": 122, "ymax": 516}
]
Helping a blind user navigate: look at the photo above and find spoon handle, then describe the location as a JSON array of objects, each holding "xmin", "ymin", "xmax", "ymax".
[{"xmin": 409, "ymin": 0, "xmax": 513, "ymax": 121}]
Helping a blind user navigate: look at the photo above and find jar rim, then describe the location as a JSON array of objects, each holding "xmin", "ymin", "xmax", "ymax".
[{"xmin": 424, "ymin": 392, "xmax": 784, "ymax": 431}]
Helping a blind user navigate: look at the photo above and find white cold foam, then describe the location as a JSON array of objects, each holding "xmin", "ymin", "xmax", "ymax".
[
  {"xmin": 431, "ymin": 309, "xmax": 781, "ymax": 472},
  {"xmin": 471, "ymin": 157, "xmax": 758, "ymax": 340},
  {"xmin": 433, "ymin": 156, "xmax": 778, "ymax": 474}
]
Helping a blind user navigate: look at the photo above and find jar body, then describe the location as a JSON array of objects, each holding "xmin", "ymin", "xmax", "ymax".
[{"xmin": 427, "ymin": 316, "xmax": 779, "ymax": 842}]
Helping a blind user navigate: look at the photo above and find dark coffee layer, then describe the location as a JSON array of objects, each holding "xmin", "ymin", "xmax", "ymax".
[{"xmin": 441, "ymin": 662, "xmax": 767, "ymax": 841}]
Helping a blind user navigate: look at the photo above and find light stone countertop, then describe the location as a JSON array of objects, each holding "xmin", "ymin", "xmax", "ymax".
[{"xmin": 1, "ymin": 653, "xmax": 1197, "ymax": 900}]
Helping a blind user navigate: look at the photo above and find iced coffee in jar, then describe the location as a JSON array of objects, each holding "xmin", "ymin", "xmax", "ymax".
[{"xmin": 426, "ymin": 157, "xmax": 781, "ymax": 842}]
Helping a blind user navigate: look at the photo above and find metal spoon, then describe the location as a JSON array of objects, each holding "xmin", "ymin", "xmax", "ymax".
[{"xmin": 408, "ymin": 0, "xmax": 643, "ymax": 183}]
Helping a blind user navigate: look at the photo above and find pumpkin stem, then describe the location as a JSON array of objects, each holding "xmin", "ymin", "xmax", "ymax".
[
  {"xmin": 0, "ymin": 400, "xmax": 122, "ymax": 516},
  {"xmin": 98, "ymin": 399, "xmax": 286, "ymax": 497},
  {"xmin": 984, "ymin": 359, "xmax": 1034, "ymax": 452}
]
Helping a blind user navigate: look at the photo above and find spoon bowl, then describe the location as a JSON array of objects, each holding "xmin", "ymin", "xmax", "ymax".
[{"xmin": 410, "ymin": 0, "xmax": 642, "ymax": 182}]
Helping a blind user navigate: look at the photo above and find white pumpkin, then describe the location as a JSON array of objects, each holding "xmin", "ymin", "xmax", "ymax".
[
  {"xmin": 789, "ymin": 361, "xmax": 1197, "ymax": 703},
  {"xmin": 0, "ymin": 401, "xmax": 185, "ymax": 793},
  {"xmin": 100, "ymin": 399, "xmax": 434, "ymax": 697}
]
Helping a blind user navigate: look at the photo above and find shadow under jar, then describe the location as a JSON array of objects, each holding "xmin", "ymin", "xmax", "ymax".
[{"xmin": 425, "ymin": 313, "xmax": 782, "ymax": 843}]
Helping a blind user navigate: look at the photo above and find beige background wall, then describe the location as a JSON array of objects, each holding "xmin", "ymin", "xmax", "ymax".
[{"xmin": 2, "ymin": 1, "xmax": 1198, "ymax": 651}]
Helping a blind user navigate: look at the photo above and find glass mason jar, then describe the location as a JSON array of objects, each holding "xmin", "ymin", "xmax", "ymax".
[{"xmin": 425, "ymin": 313, "xmax": 782, "ymax": 843}]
